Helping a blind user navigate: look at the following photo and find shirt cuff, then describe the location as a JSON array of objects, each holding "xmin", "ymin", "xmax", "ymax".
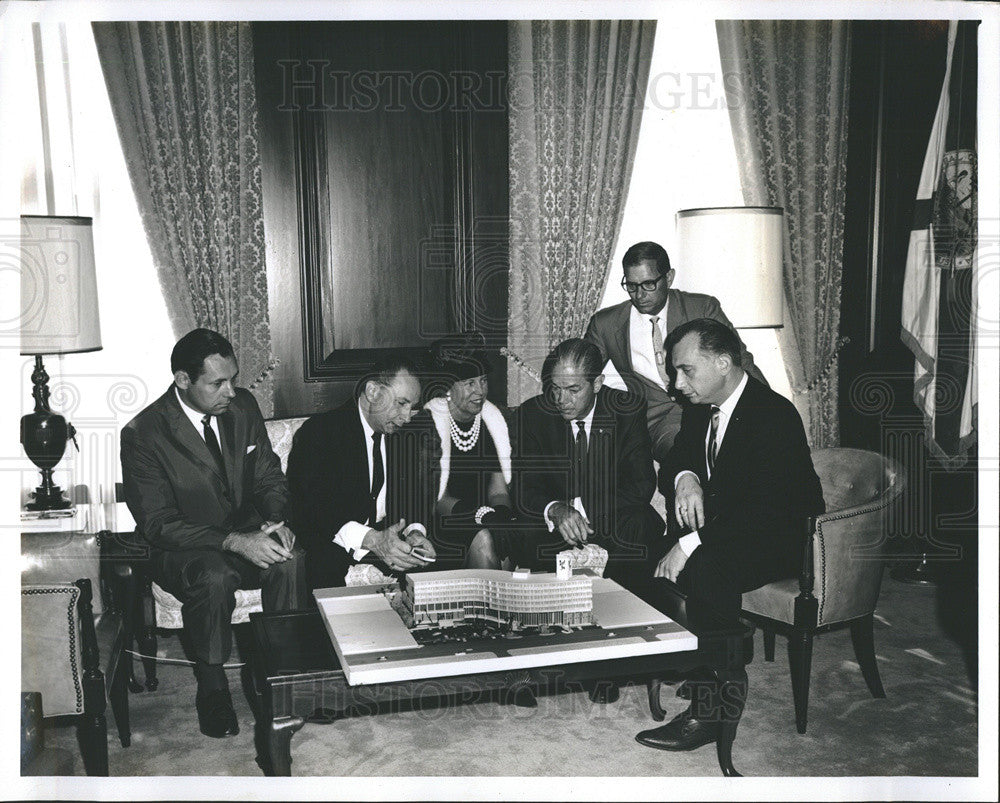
[
  {"xmin": 335, "ymin": 521, "xmax": 372, "ymax": 561},
  {"xmin": 544, "ymin": 498, "xmax": 588, "ymax": 532},
  {"xmin": 543, "ymin": 500, "xmax": 560, "ymax": 532},
  {"xmin": 678, "ymin": 531, "xmax": 701, "ymax": 557},
  {"xmin": 674, "ymin": 470, "xmax": 699, "ymax": 490},
  {"xmin": 403, "ymin": 523, "xmax": 427, "ymax": 539}
]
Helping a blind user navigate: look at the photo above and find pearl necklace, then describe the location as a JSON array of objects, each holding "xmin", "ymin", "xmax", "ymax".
[{"xmin": 449, "ymin": 411, "xmax": 481, "ymax": 452}]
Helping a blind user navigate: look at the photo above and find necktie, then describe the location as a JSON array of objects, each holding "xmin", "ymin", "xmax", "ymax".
[
  {"xmin": 201, "ymin": 414, "xmax": 227, "ymax": 483},
  {"xmin": 649, "ymin": 316, "xmax": 671, "ymax": 388},
  {"xmin": 369, "ymin": 431, "xmax": 384, "ymax": 526},
  {"xmin": 572, "ymin": 420, "xmax": 587, "ymax": 499},
  {"xmin": 707, "ymin": 406, "xmax": 721, "ymax": 476}
]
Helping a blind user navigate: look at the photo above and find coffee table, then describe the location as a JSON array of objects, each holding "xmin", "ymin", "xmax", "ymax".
[{"xmin": 246, "ymin": 579, "xmax": 753, "ymax": 776}]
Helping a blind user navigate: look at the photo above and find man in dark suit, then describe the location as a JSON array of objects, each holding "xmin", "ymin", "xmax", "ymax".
[
  {"xmin": 121, "ymin": 329, "xmax": 307, "ymax": 738},
  {"xmin": 512, "ymin": 338, "xmax": 665, "ymax": 599},
  {"xmin": 287, "ymin": 354, "xmax": 437, "ymax": 590},
  {"xmin": 584, "ymin": 241, "xmax": 766, "ymax": 463},
  {"xmin": 635, "ymin": 318, "xmax": 824, "ymax": 752}
]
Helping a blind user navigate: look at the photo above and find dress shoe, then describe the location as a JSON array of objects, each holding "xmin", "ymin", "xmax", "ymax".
[
  {"xmin": 587, "ymin": 680, "xmax": 620, "ymax": 704},
  {"xmin": 196, "ymin": 689, "xmax": 239, "ymax": 738},
  {"xmin": 635, "ymin": 710, "xmax": 719, "ymax": 752}
]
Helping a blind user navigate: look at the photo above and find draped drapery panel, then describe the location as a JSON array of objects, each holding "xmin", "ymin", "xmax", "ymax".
[
  {"xmin": 93, "ymin": 22, "xmax": 275, "ymax": 413},
  {"xmin": 507, "ymin": 20, "xmax": 656, "ymax": 405},
  {"xmin": 717, "ymin": 21, "xmax": 851, "ymax": 447}
]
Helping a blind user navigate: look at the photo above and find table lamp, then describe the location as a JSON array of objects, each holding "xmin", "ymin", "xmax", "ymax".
[
  {"xmin": 674, "ymin": 207, "xmax": 784, "ymax": 328},
  {"xmin": 19, "ymin": 215, "xmax": 102, "ymax": 510}
]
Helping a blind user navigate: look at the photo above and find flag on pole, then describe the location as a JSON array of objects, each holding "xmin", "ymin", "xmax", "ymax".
[{"xmin": 900, "ymin": 20, "xmax": 978, "ymax": 469}]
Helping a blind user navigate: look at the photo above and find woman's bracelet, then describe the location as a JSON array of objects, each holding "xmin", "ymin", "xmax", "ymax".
[{"xmin": 474, "ymin": 505, "xmax": 496, "ymax": 525}]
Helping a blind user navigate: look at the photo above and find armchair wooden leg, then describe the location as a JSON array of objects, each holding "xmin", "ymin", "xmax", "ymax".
[
  {"xmin": 763, "ymin": 628, "xmax": 776, "ymax": 662},
  {"xmin": 850, "ymin": 614, "xmax": 886, "ymax": 699},
  {"xmin": 787, "ymin": 626, "xmax": 814, "ymax": 735}
]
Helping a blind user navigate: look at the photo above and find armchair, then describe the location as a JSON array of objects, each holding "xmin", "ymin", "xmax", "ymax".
[
  {"xmin": 741, "ymin": 447, "xmax": 906, "ymax": 733},
  {"xmin": 20, "ymin": 579, "xmax": 121, "ymax": 775}
]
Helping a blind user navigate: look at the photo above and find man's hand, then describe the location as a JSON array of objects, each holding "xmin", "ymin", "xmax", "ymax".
[
  {"xmin": 549, "ymin": 502, "xmax": 594, "ymax": 547},
  {"xmin": 362, "ymin": 519, "xmax": 428, "ymax": 572},
  {"xmin": 674, "ymin": 474, "xmax": 705, "ymax": 531},
  {"xmin": 223, "ymin": 530, "xmax": 293, "ymax": 569},
  {"xmin": 262, "ymin": 520, "xmax": 295, "ymax": 551},
  {"xmin": 655, "ymin": 542, "xmax": 690, "ymax": 583},
  {"xmin": 403, "ymin": 526, "xmax": 436, "ymax": 562}
]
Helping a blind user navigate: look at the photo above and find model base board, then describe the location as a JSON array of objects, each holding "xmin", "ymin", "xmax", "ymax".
[{"xmin": 314, "ymin": 570, "xmax": 697, "ymax": 686}]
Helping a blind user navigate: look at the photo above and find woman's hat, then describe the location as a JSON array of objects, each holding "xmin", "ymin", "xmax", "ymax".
[{"xmin": 431, "ymin": 331, "xmax": 493, "ymax": 382}]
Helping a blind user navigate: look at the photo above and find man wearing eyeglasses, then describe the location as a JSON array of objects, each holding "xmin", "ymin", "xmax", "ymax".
[{"xmin": 584, "ymin": 241, "xmax": 765, "ymax": 463}]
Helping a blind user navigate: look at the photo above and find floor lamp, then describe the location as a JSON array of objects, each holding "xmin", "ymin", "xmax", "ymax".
[{"xmin": 19, "ymin": 215, "xmax": 103, "ymax": 510}]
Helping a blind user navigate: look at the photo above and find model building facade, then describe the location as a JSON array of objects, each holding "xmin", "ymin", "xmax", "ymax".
[{"xmin": 403, "ymin": 569, "xmax": 594, "ymax": 628}]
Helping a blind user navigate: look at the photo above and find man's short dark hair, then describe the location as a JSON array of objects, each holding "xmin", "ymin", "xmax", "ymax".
[
  {"xmin": 541, "ymin": 338, "xmax": 605, "ymax": 385},
  {"xmin": 356, "ymin": 352, "xmax": 422, "ymax": 398},
  {"xmin": 622, "ymin": 241, "xmax": 671, "ymax": 276},
  {"xmin": 666, "ymin": 318, "xmax": 741, "ymax": 366},
  {"xmin": 170, "ymin": 328, "xmax": 235, "ymax": 381}
]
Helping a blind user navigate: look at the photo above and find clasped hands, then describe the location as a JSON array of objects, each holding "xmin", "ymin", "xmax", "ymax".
[
  {"xmin": 223, "ymin": 520, "xmax": 296, "ymax": 569},
  {"xmin": 362, "ymin": 519, "xmax": 437, "ymax": 572},
  {"xmin": 655, "ymin": 474, "xmax": 704, "ymax": 582}
]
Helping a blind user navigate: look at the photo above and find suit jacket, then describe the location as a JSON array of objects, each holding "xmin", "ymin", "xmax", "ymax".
[
  {"xmin": 661, "ymin": 376, "xmax": 825, "ymax": 570},
  {"xmin": 584, "ymin": 291, "xmax": 766, "ymax": 459},
  {"xmin": 120, "ymin": 386, "xmax": 287, "ymax": 552},
  {"xmin": 513, "ymin": 387, "xmax": 658, "ymax": 547},
  {"xmin": 286, "ymin": 399, "xmax": 431, "ymax": 559}
]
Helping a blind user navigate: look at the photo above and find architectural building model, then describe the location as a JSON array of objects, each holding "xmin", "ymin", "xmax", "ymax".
[
  {"xmin": 314, "ymin": 573, "xmax": 696, "ymax": 686},
  {"xmin": 403, "ymin": 568, "xmax": 594, "ymax": 629}
]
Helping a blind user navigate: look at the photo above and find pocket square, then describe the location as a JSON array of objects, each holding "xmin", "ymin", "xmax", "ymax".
[{"xmin": 246, "ymin": 444, "xmax": 257, "ymax": 454}]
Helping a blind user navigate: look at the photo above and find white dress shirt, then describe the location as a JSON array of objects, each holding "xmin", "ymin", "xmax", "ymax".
[
  {"xmin": 674, "ymin": 371, "xmax": 749, "ymax": 556},
  {"xmin": 629, "ymin": 301, "xmax": 671, "ymax": 390},
  {"xmin": 543, "ymin": 403, "xmax": 597, "ymax": 530},
  {"xmin": 175, "ymin": 387, "xmax": 221, "ymax": 444},
  {"xmin": 333, "ymin": 400, "xmax": 388, "ymax": 559}
]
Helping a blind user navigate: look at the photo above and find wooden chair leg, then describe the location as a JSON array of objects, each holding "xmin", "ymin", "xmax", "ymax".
[
  {"xmin": 107, "ymin": 625, "xmax": 131, "ymax": 747},
  {"xmin": 787, "ymin": 626, "xmax": 814, "ymax": 734},
  {"xmin": 850, "ymin": 614, "xmax": 886, "ymax": 699},
  {"xmin": 139, "ymin": 582, "xmax": 159, "ymax": 691},
  {"xmin": 75, "ymin": 580, "xmax": 109, "ymax": 776},
  {"xmin": 763, "ymin": 627, "xmax": 776, "ymax": 662},
  {"xmin": 116, "ymin": 566, "xmax": 145, "ymax": 693}
]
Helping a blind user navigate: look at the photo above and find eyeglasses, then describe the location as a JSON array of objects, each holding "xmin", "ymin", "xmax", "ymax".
[{"xmin": 621, "ymin": 274, "xmax": 665, "ymax": 294}]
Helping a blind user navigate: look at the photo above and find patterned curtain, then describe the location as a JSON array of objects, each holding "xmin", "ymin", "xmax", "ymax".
[
  {"xmin": 92, "ymin": 22, "xmax": 276, "ymax": 414},
  {"xmin": 716, "ymin": 21, "xmax": 851, "ymax": 446},
  {"xmin": 507, "ymin": 20, "xmax": 656, "ymax": 405}
]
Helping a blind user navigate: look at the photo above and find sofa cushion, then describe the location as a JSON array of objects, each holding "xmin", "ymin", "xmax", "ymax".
[
  {"xmin": 265, "ymin": 417, "xmax": 308, "ymax": 473},
  {"xmin": 151, "ymin": 582, "xmax": 262, "ymax": 629}
]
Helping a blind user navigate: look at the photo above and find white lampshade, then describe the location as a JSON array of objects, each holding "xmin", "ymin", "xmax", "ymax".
[
  {"xmin": 20, "ymin": 215, "xmax": 103, "ymax": 355},
  {"xmin": 674, "ymin": 207, "xmax": 784, "ymax": 328}
]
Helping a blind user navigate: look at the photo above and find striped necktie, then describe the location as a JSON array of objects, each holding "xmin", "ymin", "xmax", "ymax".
[{"xmin": 707, "ymin": 406, "xmax": 721, "ymax": 476}]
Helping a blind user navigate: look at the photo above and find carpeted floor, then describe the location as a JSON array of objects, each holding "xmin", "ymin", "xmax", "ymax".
[{"xmin": 35, "ymin": 575, "xmax": 977, "ymax": 779}]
